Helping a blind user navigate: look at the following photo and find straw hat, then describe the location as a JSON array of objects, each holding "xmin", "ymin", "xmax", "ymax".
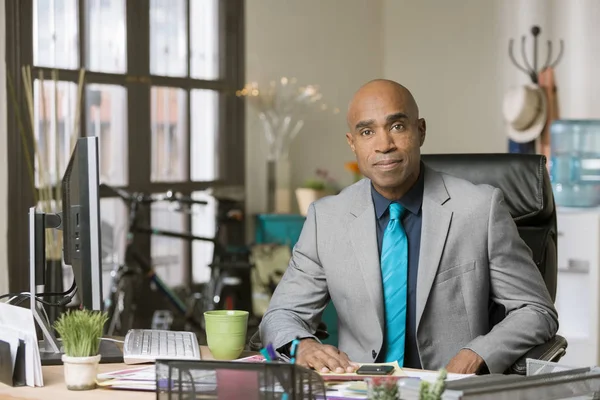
[{"xmin": 502, "ymin": 84, "xmax": 547, "ymax": 143}]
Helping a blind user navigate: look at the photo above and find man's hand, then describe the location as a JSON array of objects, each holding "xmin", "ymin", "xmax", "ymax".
[
  {"xmin": 445, "ymin": 349, "xmax": 486, "ymax": 374},
  {"xmin": 295, "ymin": 339, "xmax": 357, "ymax": 373}
]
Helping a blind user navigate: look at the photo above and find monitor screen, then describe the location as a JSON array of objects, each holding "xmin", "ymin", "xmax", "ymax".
[{"xmin": 61, "ymin": 136, "xmax": 103, "ymax": 310}]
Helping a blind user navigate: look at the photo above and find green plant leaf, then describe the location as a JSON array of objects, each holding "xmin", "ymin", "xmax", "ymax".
[
  {"xmin": 301, "ymin": 178, "xmax": 326, "ymax": 190},
  {"xmin": 53, "ymin": 309, "xmax": 108, "ymax": 357}
]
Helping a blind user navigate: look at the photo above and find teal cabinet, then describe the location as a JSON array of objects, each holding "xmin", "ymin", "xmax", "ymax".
[
  {"xmin": 320, "ymin": 301, "xmax": 339, "ymax": 346},
  {"xmin": 255, "ymin": 214, "xmax": 339, "ymax": 346}
]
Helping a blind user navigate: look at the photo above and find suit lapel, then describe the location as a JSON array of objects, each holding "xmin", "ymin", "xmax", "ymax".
[
  {"xmin": 349, "ymin": 180, "xmax": 385, "ymax": 334},
  {"xmin": 416, "ymin": 167, "xmax": 453, "ymax": 331}
]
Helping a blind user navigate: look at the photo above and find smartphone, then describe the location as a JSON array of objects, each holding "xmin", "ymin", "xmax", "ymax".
[{"xmin": 356, "ymin": 365, "xmax": 395, "ymax": 375}]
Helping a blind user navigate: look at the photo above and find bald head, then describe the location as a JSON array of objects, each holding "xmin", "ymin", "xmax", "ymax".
[
  {"xmin": 345, "ymin": 79, "xmax": 426, "ymax": 200},
  {"xmin": 347, "ymin": 79, "xmax": 419, "ymax": 129}
]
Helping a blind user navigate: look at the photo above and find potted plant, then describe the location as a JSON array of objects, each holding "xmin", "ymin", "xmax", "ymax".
[
  {"xmin": 367, "ymin": 376, "xmax": 400, "ymax": 399},
  {"xmin": 53, "ymin": 310, "xmax": 109, "ymax": 390},
  {"xmin": 418, "ymin": 369, "xmax": 447, "ymax": 400},
  {"xmin": 295, "ymin": 169, "xmax": 338, "ymax": 216}
]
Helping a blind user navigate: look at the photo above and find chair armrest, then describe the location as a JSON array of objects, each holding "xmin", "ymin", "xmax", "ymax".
[
  {"xmin": 315, "ymin": 322, "xmax": 330, "ymax": 341},
  {"xmin": 509, "ymin": 335, "xmax": 568, "ymax": 375},
  {"xmin": 248, "ymin": 330, "xmax": 263, "ymax": 351}
]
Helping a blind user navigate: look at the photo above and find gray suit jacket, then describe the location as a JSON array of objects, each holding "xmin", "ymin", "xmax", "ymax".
[{"xmin": 259, "ymin": 165, "xmax": 559, "ymax": 373}]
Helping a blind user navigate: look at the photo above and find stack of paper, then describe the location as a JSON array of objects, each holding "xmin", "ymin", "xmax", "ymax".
[
  {"xmin": 97, "ymin": 365, "xmax": 156, "ymax": 391},
  {"xmin": 0, "ymin": 303, "xmax": 44, "ymax": 387},
  {"xmin": 97, "ymin": 354, "xmax": 269, "ymax": 391}
]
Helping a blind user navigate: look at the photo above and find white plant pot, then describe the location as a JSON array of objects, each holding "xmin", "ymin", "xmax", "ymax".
[
  {"xmin": 295, "ymin": 188, "xmax": 329, "ymax": 216},
  {"xmin": 62, "ymin": 354, "xmax": 101, "ymax": 390}
]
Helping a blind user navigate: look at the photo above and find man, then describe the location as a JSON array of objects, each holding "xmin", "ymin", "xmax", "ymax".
[{"xmin": 259, "ymin": 79, "xmax": 558, "ymax": 375}]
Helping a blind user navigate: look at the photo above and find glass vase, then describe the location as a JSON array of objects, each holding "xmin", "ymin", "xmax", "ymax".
[{"xmin": 266, "ymin": 156, "xmax": 291, "ymax": 214}]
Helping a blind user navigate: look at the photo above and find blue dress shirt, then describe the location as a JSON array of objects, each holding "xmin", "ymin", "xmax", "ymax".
[{"xmin": 371, "ymin": 165, "xmax": 424, "ymax": 368}]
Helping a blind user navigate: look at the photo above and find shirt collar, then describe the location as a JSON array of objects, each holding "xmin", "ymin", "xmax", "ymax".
[{"xmin": 371, "ymin": 162, "xmax": 425, "ymax": 219}]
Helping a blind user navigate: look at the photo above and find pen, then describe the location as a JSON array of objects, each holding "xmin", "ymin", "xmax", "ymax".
[
  {"xmin": 266, "ymin": 343, "xmax": 277, "ymax": 361},
  {"xmin": 260, "ymin": 347, "xmax": 272, "ymax": 361}
]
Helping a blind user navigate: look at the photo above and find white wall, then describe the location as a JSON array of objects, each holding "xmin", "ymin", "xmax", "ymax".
[
  {"xmin": 0, "ymin": 0, "xmax": 8, "ymax": 295},
  {"xmin": 552, "ymin": 0, "xmax": 600, "ymax": 119},
  {"xmin": 382, "ymin": 0, "xmax": 508, "ymax": 155},
  {"xmin": 244, "ymin": 0, "xmax": 383, "ymax": 216}
]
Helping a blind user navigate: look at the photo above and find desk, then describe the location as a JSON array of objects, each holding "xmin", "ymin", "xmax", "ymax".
[
  {"xmin": 0, "ymin": 346, "xmax": 256, "ymax": 400},
  {"xmin": 0, "ymin": 348, "xmax": 436, "ymax": 400}
]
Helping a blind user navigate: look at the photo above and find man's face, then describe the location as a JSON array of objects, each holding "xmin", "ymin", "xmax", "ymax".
[{"xmin": 346, "ymin": 83, "xmax": 426, "ymax": 197}]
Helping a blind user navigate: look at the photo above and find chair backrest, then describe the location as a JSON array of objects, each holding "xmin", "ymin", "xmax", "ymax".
[{"xmin": 421, "ymin": 153, "xmax": 557, "ymax": 301}]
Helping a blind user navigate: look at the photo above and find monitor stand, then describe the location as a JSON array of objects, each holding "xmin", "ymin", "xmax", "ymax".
[{"xmin": 28, "ymin": 207, "xmax": 124, "ymax": 366}]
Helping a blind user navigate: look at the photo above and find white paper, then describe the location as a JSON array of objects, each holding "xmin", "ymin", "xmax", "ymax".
[
  {"xmin": 97, "ymin": 365, "xmax": 156, "ymax": 382},
  {"xmin": 0, "ymin": 302, "xmax": 44, "ymax": 387},
  {"xmin": 0, "ymin": 327, "xmax": 20, "ymax": 375},
  {"xmin": 404, "ymin": 369, "xmax": 473, "ymax": 382}
]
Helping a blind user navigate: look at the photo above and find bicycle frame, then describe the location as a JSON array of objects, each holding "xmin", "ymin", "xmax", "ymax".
[{"xmin": 104, "ymin": 183, "xmax": 251, "ymax": 335}]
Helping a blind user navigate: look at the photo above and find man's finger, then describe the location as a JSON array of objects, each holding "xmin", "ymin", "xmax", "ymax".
[
  {"xmin": 323, "ymin": 355, "xmax": 345, "ymax": 373},
  {"xmin": 338, "ymin": 352, "xmax": 358, "ymax": 372},
  {"xmin": 322, "ymin": 347, "xmax": 352, "ymax": 369},
  {"xmin": 317, "ymin": 349, "xmax": 352, "ymax": 373},
  {"xmin": 307, "ymin": 354, "xmax": 328, "ymax": 373},
  {"xmin": 296, "ymin": 356, "xmax": 310, "ymax": 368}
]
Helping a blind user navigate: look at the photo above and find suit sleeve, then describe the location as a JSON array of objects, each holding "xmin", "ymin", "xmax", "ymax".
[
  {"xmin": 464, "ymin": 188, "xmax": 559, "ymax": 373},
  {"xmin": 259, "ymin": 203, "xmax": 330, "ymax": 350}
]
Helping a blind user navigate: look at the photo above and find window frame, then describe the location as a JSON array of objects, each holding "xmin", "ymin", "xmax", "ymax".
[{"xmin": 5, "ymin": 0, "xmax": 245, "ymax": 292}]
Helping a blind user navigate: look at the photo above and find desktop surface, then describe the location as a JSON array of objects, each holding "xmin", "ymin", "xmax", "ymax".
[{"xmin": 0, "ymin": 346, "xmax": 253, "ymax": 400}]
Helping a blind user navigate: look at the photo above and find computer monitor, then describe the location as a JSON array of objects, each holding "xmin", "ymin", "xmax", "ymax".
[
  {"xmin": 61, "ymin": 136, "xmax": 103, "ymax": 311},
  {"xmin": 28, "ymin": 136, "xmax": 122, "ymax": 365}
]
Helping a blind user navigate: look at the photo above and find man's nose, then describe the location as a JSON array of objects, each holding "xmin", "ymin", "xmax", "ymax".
[{"xmin": 374, "ymin": 131, "xmax": 396, "ymax": 153}]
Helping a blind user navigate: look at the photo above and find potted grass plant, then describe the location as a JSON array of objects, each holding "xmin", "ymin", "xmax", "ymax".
[
  {"xmin": 295, "ymin": 168, "xmax": 339, "ymax": 216},
  {"xmin": 53, "ymin": 310, "xmax": 108, "ymax": 390}
]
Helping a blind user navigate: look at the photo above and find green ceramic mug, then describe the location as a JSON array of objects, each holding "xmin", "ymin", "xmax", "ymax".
[{"xmin": 204, "ymin": 310, "xmax": 249, "ymax": 360}]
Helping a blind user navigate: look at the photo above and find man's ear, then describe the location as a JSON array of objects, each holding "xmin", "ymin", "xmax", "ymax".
[
  {"xmin": 418, "ymin": 118, "xmax": 426, "ymax": 147},
  {"xmin": 346, "ymin": 132, "xmax": 356, "ymax": 153}
]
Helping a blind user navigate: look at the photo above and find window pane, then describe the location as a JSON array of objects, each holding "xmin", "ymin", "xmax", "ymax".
[
  {"xmin": 85, "ymin": 0, "xmax": 127, "ymax": 73},
  {"xmin": 151, "ymin": 87, "xmax": 188, "ymax": 182},
  {"xmin": 151, "ymin": 202, "xmax": 187, "ymax": 287},
  {"xmin": 150, "ymin": 0, "xmax": 187, "ymax": 77},
  {"xmin": 190, "ymin": 89, "xmax": 219, "ymax": 181},
  {"xmin": 191, "ymin": 191, "xmax": 216, "ymax": 283},
  {"xmin": 86, "ymin": 84, "xmax": 128, "ymax": 186},
  {"xmin": 34, "ymin": 80, "xmax": 78, "ymax": 187},
  {"xmin": 33, "ymin": 0, "xmax": 79, "ymax": 69},
  {"xmin": 100, "ymin": 198, "xmax": 128, "ymax": 300},
  {"xmin": 190, "ymin": 0, "xmax": 220, "ymax": 80}
]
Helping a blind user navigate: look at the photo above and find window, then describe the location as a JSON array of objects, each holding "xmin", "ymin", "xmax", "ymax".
[{"xmin": 5, "ymin": 0, "xmax": 245, "ymax": 293}]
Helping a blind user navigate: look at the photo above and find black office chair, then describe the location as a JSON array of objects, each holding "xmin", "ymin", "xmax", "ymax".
[{"xmin": 422, "ymin": 153, "xmax": 568, "ymax": 375}]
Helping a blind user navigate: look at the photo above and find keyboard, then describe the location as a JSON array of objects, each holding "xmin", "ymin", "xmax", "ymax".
[{"xmin": 123, "ymin": 329, "xmax": 202, "ymax": 364}]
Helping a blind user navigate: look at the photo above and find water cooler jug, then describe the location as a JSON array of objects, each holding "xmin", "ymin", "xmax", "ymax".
[{"xmin": 550, "ymin": 120, "xmax": 600, "ymax": 207}]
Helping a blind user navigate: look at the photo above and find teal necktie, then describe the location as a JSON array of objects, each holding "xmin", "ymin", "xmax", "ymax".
[{"xmin": 381, "ymin": 202, "xmax": 408, "ymax": 365}]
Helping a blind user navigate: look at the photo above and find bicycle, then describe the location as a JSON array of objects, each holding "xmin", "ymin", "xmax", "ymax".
[{"xmin": 101, "ymin": 184, "xmax": 253, "ymax": 338}]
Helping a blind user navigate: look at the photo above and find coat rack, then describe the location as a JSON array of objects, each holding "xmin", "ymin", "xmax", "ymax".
[{"xmin": 509, "ymin": 26, "xmax": 564, "ymax": 84}]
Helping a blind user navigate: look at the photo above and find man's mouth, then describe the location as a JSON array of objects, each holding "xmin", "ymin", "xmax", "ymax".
[{"xmin": 374, "ymin": 159, "xmax": 402, "ymax": 170}]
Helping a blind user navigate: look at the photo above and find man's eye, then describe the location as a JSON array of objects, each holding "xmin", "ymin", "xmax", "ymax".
[
  {"xmin": 392, "ymin": 123, "xmax": 405, "ymax": 131},
  {"xmin": 361, "ymin": 130, "xmax": 373, "ymax": 136}
]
